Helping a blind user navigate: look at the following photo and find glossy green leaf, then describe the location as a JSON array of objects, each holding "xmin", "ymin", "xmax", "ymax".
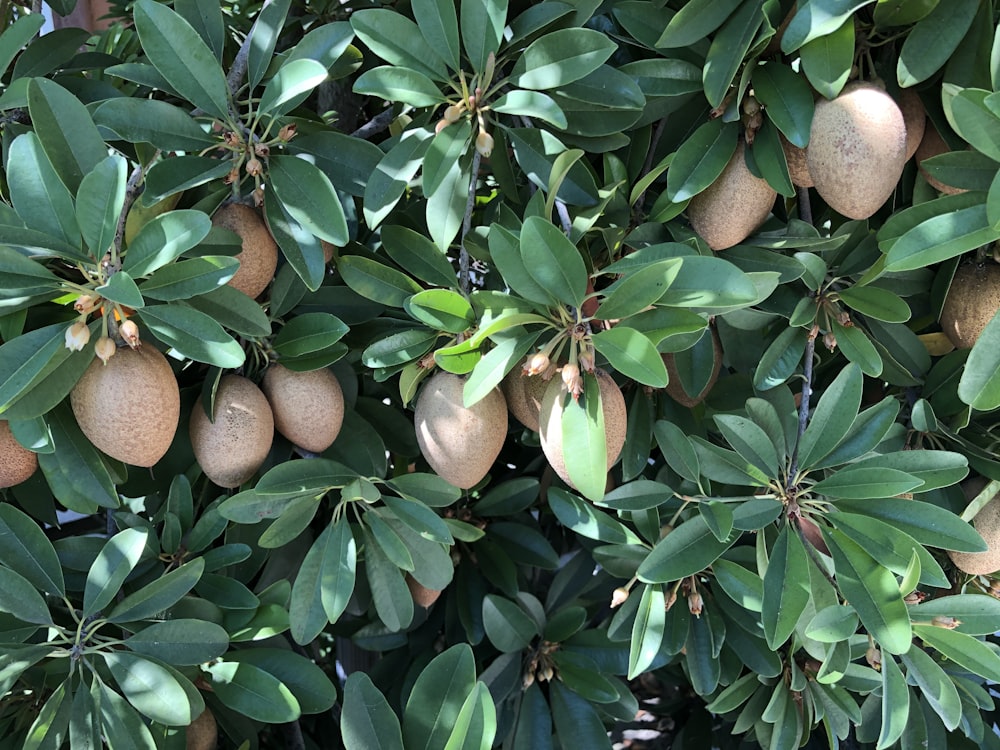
[
  {"xmin": 123, "ymin": 210, "xmax": 212, "ymax": 278},
  {"xmin": 403, "ymin": 644, "xmax": 476, "ymax": 750},
  {"xmin": 272, "ymin": 312, "xmax": 349, "ymax": 358},
  {"xmin": 139, "ymin": 256, "xmax": 238, "ymax": 301},
  {"xmin": 492, "ymin": 90, "xmax": 567, "ymax": 129},
  {"xmin": 351, "ymin": 9, "xmax": 448, "ymax": 81},
  {"xmin": 184, "ymin": 284, "xmax": 271, "ymax": 337},
  {"xmin": 750, "ymin": 119, "xmax": 795, "ymax": 197},
  {"xmin": 0, "ymin": 15, "xmax": 45, "ymax": 80},
  {"xmin": 947, "ymin": 89, "xmax": 1000, "ymax": 162},
  {"xmin": 628, "ymin": 583, "xmax": 665, "ymax": 679},
  {"xmin": 98, "ymin": 677, "xmax": 157, "ymax": 749},
  {"xmin": 364, "ymin": 128, "xmax": 434, "ymax": 229},
  {"xmin": 762, "ymin": 524, "xmax": 811, "ymax": 648},
  {"xmin": 921, "ymin": 151, "xmax": 999, "ymax": 192},
  {"xmin": 510, "ymin": 28, "xmax": 616, "ymax": 89},
  {"xmin": 638, "ymin": 514, "xmax": 736, "ymax": 583},
  {"xmin": 413, "ymin": 0, "xmax": 460, "ymax": 71},
  {"xmin": 342, "ymin": 673, "xmax": 404, "ymax": 750},
  {"xmin": 549, "ymin": 679, "xmax": 611, "ymax": 750},
  {"xmin": 125, "ymin": 618, "xmax": 227, "ymax": 664},
  {"xmin": 36, "ymin": 403, "xmax": 118, "ymax": 513},
  {"xmin": 382, "ymin": 225, "xmax": 458, "ymax": 289},
  {"xmin": 259, "ymin": 58, "xmax": 329, "ymax": 115},
  {"xmin": 96, "ymin": 271, "xmax": 144, "ymax": 310},
  {"xmin": 797, "ymin": 363, "xmax": 862, "ymax": 468},
  {"xmin": 800, "ymin": 16, "xmax": 854, "ymax": 99},
  {"xmin": 76, "ymin": 156, "xmax": 126, "ymax": 259},
  {"xmin": 838, "ymin": 285, "xmax": 910, "ymax": 323},
  {"xmin": 548, "ymin": 488, "xmax": 640, "ymax": 544},
  {"xmin": 0, "ymin": 567, "xmax": 51, "ymax": 624},
  {"xmin": 84, "ymin": 528, "xmax": 149, "ymax": 618},
  {"xmin": 591, "ymin": 327, "xmax": 669, "ymax": 388},
  {"xmin": 874, "ymin": 0, "xmax": 939, "ymax": 27},
  {"xmin": 365, "ymin": 526, "xmax": 413, "ymax": 631},
  {"xmin": 483, "ymin": 594, "xmax": 538, "ymax": 652},
  {"xmin": 268, "ymin": 155, "xmax": 349, "ymax": 246},
  {"xmin": 559, "ymin": 374, "xmax": 608, "ymax": 503},
  {"xmin": 521, "ymin": 216, "xmax": 587, "ymax": 306},
  {"xmin": 224, "ymin": 649, "xmax": 336, "ymax": 715},
  {"xmin": 825, "ymin": 529, "xmax": 912, "ymax": 655},
  {"xmin": 813, "ymin": 467, "xmax": 922, "ymax": 499},
  {"xmin": 246, "ymin": 0, "xmax": 291, "ymax": 89},
  {"xmin": 594, "ymin": 260, "xmax": 679, "ymax": 320},
  {"xmin": 22, "ymin": 680, "xmax": 70, "ymax": 750},
  {"xmin": 753, "ymin": 63, "xmax": 814, "ymax": 148},
  {"xmin": 108, "ymin": 558, "xmax": 204, "ymax": 623},
  {"xmin": 206, "ymin": 660, "xmax": 301, "ymax": 722},
  {"xmin": 655, "ymin": 0, "xmax": 742, "ymax": 48},
  {"xmin": 290, "ymin": 517, "xmax": 356, "ymax": 644},
  {"xmin": 913, "ymin": 624, "xmax": 1000, "ymax": 683},
  {"xmin": 666, "ymin": 118, "xmax": 738, "ymax": 202},
  {"xmin": 133, "ymin": 0, "xmax": 230, "ymax": 120},
  {"xmin": 425, "ymin": 149, "xmax": 469, "ymax": 252},
  {"xmin": 354, "ymin": 65, "xmax": 445, "ymax": 108},
  {"xmin": 443, "ymin": 682, "xmax": 495, "ymax": 750},
  {"xmin": 137, "ymin": 304, "xmax": 245, "ymax": 368},
  {"xmin": 897, "ymin": 0, "xmax": 978, "ymax": 87},
  {"xmin": 142, "ymin": 156, "xmax": 233, "ymax": 204},
  {"xmin": 958, "ymin": 311, "xmax": 1000, "ymax": 410},
  {"xmin": 174, "ymin": 0, "xmax": 225, "ymax": 59},
  {"xmin": 832, "ymin": 319, "xmax": 883, "ymax": 376},
  {"xmin": 713, "ymin": 414, "xmax": 780, "ymax": 478},
  {"xmin": 339, "ymin": 255, "xmax": 424, "ymax": 308},
  {"xmin": 462, "ymin": 332, "xmax": 537, "ymax": 408},
  {"xmin": 900, "ymin": 646, "xmax": 962, "ymax": 731},
  {"xmin": 703, "ymin": 0, "xmax": 765, "ymax": 108},
  {"xmin": 0, "ymin": 504, "xmax": 64, "ymax": 597},
  {"xmin": 782, "ymin": 0, "xmax": 876, "ymax": 53},
  {"xmin": 506, "ymin": 127, "xmax": 600, "ymax": 206},
  {"xmin": 93, "ymin": 99, "xmax": 215, "ymax": 151},
  {"xmin": 7, "ymin": 132, "xmax": 80, "ymax": 249}
]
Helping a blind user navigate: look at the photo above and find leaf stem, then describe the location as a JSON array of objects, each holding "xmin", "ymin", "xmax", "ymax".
[
  {"xmin": 787, "ymin": 332, "xmax": 816, "ymax": 490},
  {"xmin": 459, "ymin": 149, "xmax": 483, "ymax": 296}
]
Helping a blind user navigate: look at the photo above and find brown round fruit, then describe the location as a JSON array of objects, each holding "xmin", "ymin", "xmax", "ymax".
[
  {"xmin": 948, "ymin": 478, "xmax": 1000, "ymax": 575},
  {"xmin": 185, "ymin": 707, "xmax": 218, "ymax": 750},
  {"xmin": 688, "ymin": 139, "xmax": 777, "ymax": 250},
  {"xmin": 807, "ymin": 82, "xmax": 907, "ymax": 219},
  {"xmin": 0, "ymin": 419, "xmax": 37, "ymax": 488},
  {"xmin": 780, "ymin": 133, "xmax": 813, "ymax": 188},
  {"xmin": 663, "ymin": 327, "xmax": 723, "ymax": 407},
  {"xmin": 538, "ymin": 370, "xmax": 627, "ymax": 490},
  {"xmin": 190, "ymin": 374, "xmax": 274, "ymax": 488},
  {"xmin": 71, "ymin": 345, "xmax": 180, "ymax": 467},
  {"xmin": 211, "ymin": 203, "xmax": 278, "ymax": 299},
  {"xmin": 406, "ymin": 573, "xmax": 443, "ymax": 608},
  {"xmin": 262, "ymin": 364, "xmax": 345, "ymax": 453},
  {"xmin": 940, "ymin": 261, "xmax": 1000, "ymax": 349},
  {"xmin": 896, "ymin": 88, "xmax": 926, "ymax": 161},
  {"xmin": 915, "ymin": 123, "xmax": 965, "ymax": 195},
  {"xmin": 500, "ymin": 370, "xmax": 552, "ymax": 433},
  {"xmin": 414, "ymin": 371, "xmax": 508, "ymax": 489}
]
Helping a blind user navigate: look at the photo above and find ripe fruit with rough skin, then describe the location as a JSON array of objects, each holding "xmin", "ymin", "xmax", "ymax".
[
  {"xmin": 71, "ymin": 346, "xmax": 180, "ymax": 467},
  {"xmin": 190, "ymin": 375, "xmax": 274, "ymax": 488},
  {"xmin": 414, "ymin": 371, "xmax": 507, "ymax": 489},
  {"xmin": 185, "ymin": 708, "xmax": 217, "ymax": 750},
  {"xmin": 896, "ymin": 88, "xmax": 925, "ymax": 161},
  {"xmin": 807, "ymin": 82, "xmax": 907, "ymax": 219},
  {"xmin": 262, "ymin": 364, "xmax": 344, "ymax": 453},
  {"xmin": 406, "ymin": 573, "xmax": 442, "ymax": 608},
  {"xmin": 211, "ymin": 203, "xmax": 278, "ymax": 299},
  {"xmin": 948, "ymin": 477, "xmax": 1000, "ymax": 575},
  {"xmin": 663, "ymin": 327, "xmax": 723, "ymax": 407},
  {"xmin": 501, "ymin": 370, "xmax": 552, "ymax": 432},
  {"xmin": 940, "ymin": 262, "xmax": 1000, "ymax": 349},
  {"xmin": 915, "ymin": 123, "xmax": 965, "ymax": 195},
  {"xmin": 781, "ymin": 134, "xmax": 813, "ymax": 188},
  {"xmin": 688, "ymin": 140, "xmax": 777, "ymax": 250},
  {"xmin": 538, "ymin": 370, "xmax": 627, "ymax": 490},
  {"xmin": 0, "ymin": 420, "xmax": 37, "ymax": 488}
]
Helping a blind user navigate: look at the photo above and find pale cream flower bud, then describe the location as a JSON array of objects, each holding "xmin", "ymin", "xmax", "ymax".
[
  {"xmin": 278, "ymin": 124, "xmax": 297, "ymax": 142},
  {"xmin": 435, "ymin": 118, "xmax": 450, "ymax": 134},
  {"xmin": 246, "ymin": 158, "xmax": 263, "ymax": 177},
  {"xmin": 475, "ymin": 130, "xmax": 494, "ymax": 158},
  {"xmin": 119, "ymin": 319, "xmax": 140, "ymax": 349},
  {"xmin": 610, "ymin": 587, "xmax": 629, "ymax": 608},
  {"xmin": 687, "ymin": 591, "xmax": 703, "ymax": 617},
  {"xmin": 523, "ymin": 352, "xmax": 550, "ymax": 376},
  {"xmin": 931, "ymin": 615, "xmax": 961, "ymax": 630},
  {"xmin": 64, "ymin": 321, "xmax": 90, "ymax": 351},
  {"xmin": 95, "ymin": 337, "xmax": 117, "ymax": 364},
  {"xmin": 444, "ymin": 104, "xmax": 463, "ymax": 123}
]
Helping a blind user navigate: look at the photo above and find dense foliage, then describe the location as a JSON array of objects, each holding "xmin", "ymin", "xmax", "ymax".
[{"xmin": 3, "ymin": 0, "xmax": 1000, "ymax": 747}]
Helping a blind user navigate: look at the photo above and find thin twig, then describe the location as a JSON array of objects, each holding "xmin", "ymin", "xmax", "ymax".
[
  {"xmin": 554, "ymin": 199, "xmax": 573, "ymax": 236},
  {"xmin": 112, "ymin": 164, "xmax": 148, "ymax": 260},
  {"xmin": 633, "ymin": 116, "xmax": 670, "ymax": 209},
  {"xmin": 350, "ymin": 108, "xmax": 395, "ymax": 140},
  {"xmin": 787, "ymin": 334, "xmax": 816, "ymax": 488},
  {"xmin": 225, "ymin": 0, "xmax": 274, "ymax": 95},
  {"xmin": 459, "ymin": 149, "xmax": 483, "ymax": 296},
  {"xmin": 796, "ymin": 185, "xmax": 812, "ymax": 225}
]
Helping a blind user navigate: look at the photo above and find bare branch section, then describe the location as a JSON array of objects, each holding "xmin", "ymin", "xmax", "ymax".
[{"xmin": 459, "ymin": 150, "xmax": 483, "ymax": 296}]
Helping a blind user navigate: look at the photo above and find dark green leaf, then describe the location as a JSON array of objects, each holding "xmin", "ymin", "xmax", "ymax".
[
  {"xmin": 206, "ymin": 660, "xmax": 301, "ymax": 722},
  {"xmin": 510, "ymin": 28, "xmax": 615, "ymax": 89},
  {"xmin": 666, "ymin": 119, "xmax": 738, "ymax": 202},
  {"xmin": 246, "ymin": 0, "xmax": 292, "ymax": 90},
  {"xmin": 403, "ymin": 644, "xmax": 476, "ymax": 750},
  {"xmin": 123, "ymin": 210, "xmax": 213, "ymax": 278},
  {"xmin": 0, "ymin": 567, "xmax": 51, "ymax": 624},
  {"xmin": 258, "ymin": 58, "xmax": 329, "ymax": 115},
  {"xmin": 800, "ymin": 16, "xmax": 854, "ymax": 99},
  {"xmin": 339, "ymin": 255, "xmax": 423, "ymax": 307},
  {"xmin": 268, "ymin": 156, "xmax": 349, "ymax": 246},
  {"xmin": 342, "ymin": 673, "xmax": 404, "ymax": 750},
  {"xmin": 638, "ymin": 515, "xmax": 736, "ymax": 583},
  {"xmin": 108, "ymin": 558, "xmax": 205, "ymax": 623},
  {"xmin": 351, "ymin": 9, "xmax": 448, "ymax": 81},
  {"xmin": 137, "ymin": 304, "xmax": 245, "ymax": 368},
  {"xmin": 0, "ymin": 503, "xmax": 64, "ymax": 596},
  {"xmin": 84, "ymin": 528, "xmax": 149, "ymax": 618},
  {"xmin": 753, "ymin": 63, "xmax": 814, "ymax": 148},
  {"xmin": 782, "ymin": 0, "xmax": 877, "ymax": 53},
  {"xmin": 655, "ymin": 0, "xmax": 743, "ymax": 48},
  {"xmin": 896, "ymin": 0, "xmax": 979, "ymax": 87},
  {"xmin": 93, "ymin": 99, "xmax": 215, "ymax": 151},
  {"xmin": 959, "ymin": 311, "xmax": 1000, "ymax": 410}
]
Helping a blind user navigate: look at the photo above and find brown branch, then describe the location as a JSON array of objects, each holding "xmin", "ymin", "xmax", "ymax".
[
  {"xmin": 796, "ymin": 185, "xmax": 812, "ymax": 225},
  {"xmin": 350, "ymin": 108, "xmax": 395, "ymax": 140},
  {"xmin": 459, "ymin": 149, "xmax": 483, "ymax": 296},
  {"xmin": 112, "ymin": 164, "xmax": 147, "ymax": 261}
]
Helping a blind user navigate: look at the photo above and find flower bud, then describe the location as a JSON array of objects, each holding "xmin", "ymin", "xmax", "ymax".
[
  {"xmin": 687, "ymin": 591, "xmax": 703, "ymax": 617},
  {"xmin": 865, "ymin": 646, "xmax": 882, "ymax": 671},
  {"xmin": 540, "ymin": 664, "xmax": 554, "ymax": 682},
  {"xmin": 610, "ymin": 587, "xmax": 629, "ymax": 608},
  {"xmin": 522, "ymin": 671, "xmax": 535, "ymax": 689},
  {"xmin": 245, "ymin": 157, "xmax": 263, "ymax": 177},
  {"xmin": 743, "ymin": 96, "xmax": 761, "ymax": 116},
  {"xmin": 434, "ymin": 118, "xmax": 450, "ymax": 134},
  {"xmin": 823, "ymin": 331, "xmax": 837, "ymax": 352},
  {"xmin": 278, "ymin": 124, "xmax": 297, "ymax": 142},
  {"xmin": 74, "ymin": 294, "xmax": 101, "ymax": 314},
  {"xmin": 254, "ymin": 143, "xmax": 270, "ymax": 158},
  {"xmin": 475, "ymin": 130, "xmax": 494, "ymax": 158},
  {"xmin": 931, "ymin": 615, "xmax": 961, "ymax": 630},
  {"xmin": 578, "ymin": 348, "xmax": 595, "ymax": 373},
  {"xmin": 444, "ymin": 104, "xmax": 463, "ymax": 123},
  {"xmin": 95, "ymin": 336, "xmax": 117, "ymax": 364},
  {"xmin": 119, "ymin": 319, "xmax": 140, "ymax": 349},
  {"xmin": 561, "ymin": 363, "xmax": 583, "ymax": 400},
  {"xmin": 523, "ymin": 352, "xmax": 550, "ymax": 376},
  {"xmin": 252, "ymin": 187, "xmax": 265, "ymax": 207},
  {"xmin": 64, "ymin": 321, "xmax": 90, "ymax": 352},
  {"xmin": 223, "ymin": 166, "xmax": 240, "ymax": 185}
]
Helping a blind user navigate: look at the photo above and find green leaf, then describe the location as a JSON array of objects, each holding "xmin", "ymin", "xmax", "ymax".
[
  {"xmin": 782, "ymin": 0, "xmax": 877, "ymax": 53},
  {"xmin": 813, "ymin": 467, "xmax": 922, "ymax": 499},
  {"xmin": 800, "ymin": 16, "xmax": 854, "ymax": 99},
  {"xmin": 382, "ymin": 225, "xmax": 458, "ymax": 289},
  {"xmin": 206, "ymin": 660, "xmax": 301, "ymax": 722},
  {"xmin": 76, "ymin": 156, "xmax": 127, "ymax": 260},
  {"xmin": 142, "ymin": 156, "xmax": 232, "ymax": 204},
  {"xmin": 290, "ymin": 517, "xmax": 356, "ymax": 644},
  {"xmin": 762, "ymin": 524, "xmax": 811, "ymax": 648},
  {"xmin": 139, "ymin": 256, "xmax": 239, "ymax": 301},
  {"xmin": 462, "ymin": 332, "xmax": 537, "ymax": 408},
  {"xmin": 342, "ymin": 673, "xmax": 404, "ymax": 750},
  {"xmin": 660, "ymin": 255, "xmax": 760, "ymax": 311},
  {"xmin": 351, "ymin": 9, "xmax": 448, "ymax": 81},
  {"xmin": 93, "ymin": 99, "xmax": 215, "ymax": 151},
  {"xmin": 98, "ymin": 677, "xmax": 157, "ymax": 749},
  {"xmin": 483, "ymin": 594, "xmax": 538, "ymax": 652},
  {"xmin": 246, "ymin": 0, "xmax": 291, "ymax": 90},
  {"xmin": 548, "ymin": 488, "xmax": 640, "ymax": 544},
  {"xmin": 125, "ymin": 618, "xmax": 228, "ymax": 664},
  {"xmin": 666, "ymin": 118, "xmax": 738, "ymax": 202},
  {"xmin": 825, "ymin": 529, "xmax": 912, "ymax": 655},
  {"xmin": 224, "ymin": 649, "xmax": 337, "ymax": 715},
  {"xmin": 513, "ymin": 683, "xmax": 554, "ymax": 750},
  {"xmin": 878, "ymin": 654, "xmax": 909, "ymax": 750},
  {"xmin": 838, "ymin": 285, "xmax": 910, "ymax": 323},
  {"xmin": 521, "ymin": 216, "xmax": 587, "ymax": 307},
  {"xmin": 549, "ymin": 677, "xmax": 614, "ymax": 748},
  {"xmin": 174, "ymin": 0, "xmax": 225, "ymax": 59},
  {"xmin": 797, "ymin": 363, "xmax": 862, "ymax": 469},
  {"xmin": 365, "ymin": 526, "xmax": 413, "ymax": 631},
  {"xmin": 628, "ymin": 584, "xmax": 665, "ymax": 679},
  {"xmin": 832, "ymin": 319, "xmax": 883, "ymax": 376},
  {"xmin": 108, "ymin": 558, "xmax": 205, "ymax": 622},
  {"xmin": 0, "ymin": 15, "xmax": 45, "ymax": 80},
  {"xmin": 96, "ymin": 271, "xmax": 145, "ymax": 310},
  {"xmin": 896, "ymin": 0, "xmax": 979, "ymax": 87},
  {"xmin": 84, "ymin": 528, "xmax": 149, "ymax": 618},
  {"xmin": 413, "ymin": 0, "xmax": 460, "ymax": 71},
  {"xmin": 268, "ymin": 156, "xmax": 349, "ymax": 246},
  {"xmin": 339, "ymin": 255, "xmax": 424, "ymax": 308},
  {"xmin": 874, "ymin": 0, "xmax": 939, "ymax": 27},
  {"xmin": 382, "ymin": 494, "xmax": 453, "ymax": 544},
  {"xmin": 900, "ymin": 646, "xmax": 962, "ymax": 731},
  {"xmin": 702, "ymin": 0, "xmax": 765, "ymax": 108},
  {"xmin": 713, "ymin": 414, "xmax": 780, "ymax": 478},
  {"xmin": 0, "ymin": 504, "xmax": 64, "ymax": 597},
  {"xmin": 272, "ymin": 312, "xmax": 349, "ymax": 358},
  {"xmin": 594, "ymin": 260, "xmax": 680, "ymax": 320},
  {"xmin": 753, "ymin": 63, "xmax": 815, "ymax": 148},
  {"xmin": 506, "ymin": 127, "xmax": 600, "ymax": 206},
  {"xmin": 921, "ymin": 151, "xmax": 999, "ymax": 192},
  {"xmin": 424, "ymin": 121, "xmax": 473, "ymax": 198},
  {"xmin": 403, "ymin": 644, "xmax": 476, "ymax": 750},
  {"xmin": 559, "ymin": 374, "xmax": 608, "ymax": 503},
  {"xmin": 184, "ymin": 284, "xmax": 271, "ymax": 337},
  {"xmin": 910, "ymin": 595, "xmax": 1000, "ymax": 636},
  {"xmin": 958, "ymin": 311, "xmax": 1000, "ymax": 410},
  {"xmin": 133, "ymin": 0, "xmax": 231, "ymax": 120},
  {"xmin": 754, "ymin": 326, "xmax": 807, "ymax": 390},
  {"xmin": 510, "ymin": 28, "xmax": 616, "ymax": 89},
  {"xmin": 492, "ymin": 90, "xmax": 567, "ymax": 129},
  {"xmin": 37, "ymin": 404, "xmax": 119, "ymax": 513},
  {"xmin": 444, "ymin": 682, "xmax": 496, "ymax": 750},
  {"xmin": 7, "ymin": 132, "xmax": 80, "ymax": 249},
  {"xmin": 259, "ymin": 58, "xmax": 329, "ymax": 115},
  {"xmin": 0, "ymin": 567, "xmax": 51, "ymax": 624},
  {"xmin": 22, "ymin": 680, "xmax": 70, "ymax": 750},
  {"xmin": 426, "ymin": 150, "xmax": 470, "ymax": 252},
  {"xmin": 354, "ymin": 65, "xmax": 445, "ymax": 108},
  {"xmin": 137, "ymin": 303, "xmax": 245, "ymax": 368},
  {"xmin": 404, "ymin": 286, "xmax": 470, "ymax": 333},
  {"xmin": 591, "ymin": 327, "xmax": 669, "ymax": 388},
  {"xmin": 123, "ymin": 210, "xmax": 213, "ymax": 278},
  {"xmin": 26, "ymin": 78, "xmax": 106, "ymax": 194},
  {"xmin": 912, "ymin": 625, "xmax": 1000, "ymax": 683},
  {"xmin": 885, "ymin": 203, "xmax": 1000, "ymax": 272},
  {"xmin": 846, "ymin": 450, "xmax": 967, "ymax": 492},
  {"xmin": 655, "ymin": 0, "xmax": 743, "ymax": 48},
  {"xmin": 638, "ymin": 515, "xmax": 736, "ymax": 583}
]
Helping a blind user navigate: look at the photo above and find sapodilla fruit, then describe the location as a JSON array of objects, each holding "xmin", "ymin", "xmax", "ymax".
[
  {"xmin": 807, "ymin": 82, "xmax": 907, "ymax": 219},
  {"xmin": 663, "ymin": 327, "xmax": 723, "ymax": 407},
  {"xmin": 71, "ymin": 346, "xmax": 180, "ymax": 467},
  {"xmin": 0, "ymin": 419, "xmax": 37, "ymax": 488},
  {"xmin": 190, "ymin": 375, "xmax": 274, "ymax": 488},
  {"xmin": 261, "ymin": 364, "xmax": 344, "ymax": 453},
  {"xmin": 948, "ymin": 477, "xmax": 1000, "ymax": 575},
  {"xmin": 940, "ymin": 262, "xmax": 1000, "ymax": 349},
  {"xmin": 781, "ymin": 134, "xmax": 813, "ymax": 188},
  {"xmin": 500, "ymin": 370, "xmax": 552, "ymax": 433},
  {"xmin": 406, "ymin": 573, "xmax": 443, "ymax": 608},
  {"xmin": 185, "ymin": 707, "xmax": 218, "ymax": 750},
  {"xmin": 896, "ymin": 88, "xmax": 926, "ymax": 161},
  {"xmin": 211, "ymin": 203, "xmax": 278, "ymax": 299},
  {"xmin": 688, "ymin": 140, "xmax": 777, "ymax": 250},
  {"xmin": 414, "ymin": 371, "xmax": 507, "ymax": 489},
  {"xmin": 538, "ymin": 370, "xmax": 627, "ymax": 490},
  {"xmin": 915, "ymin": 123, "xmax": 965, "ymax": 195}
]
